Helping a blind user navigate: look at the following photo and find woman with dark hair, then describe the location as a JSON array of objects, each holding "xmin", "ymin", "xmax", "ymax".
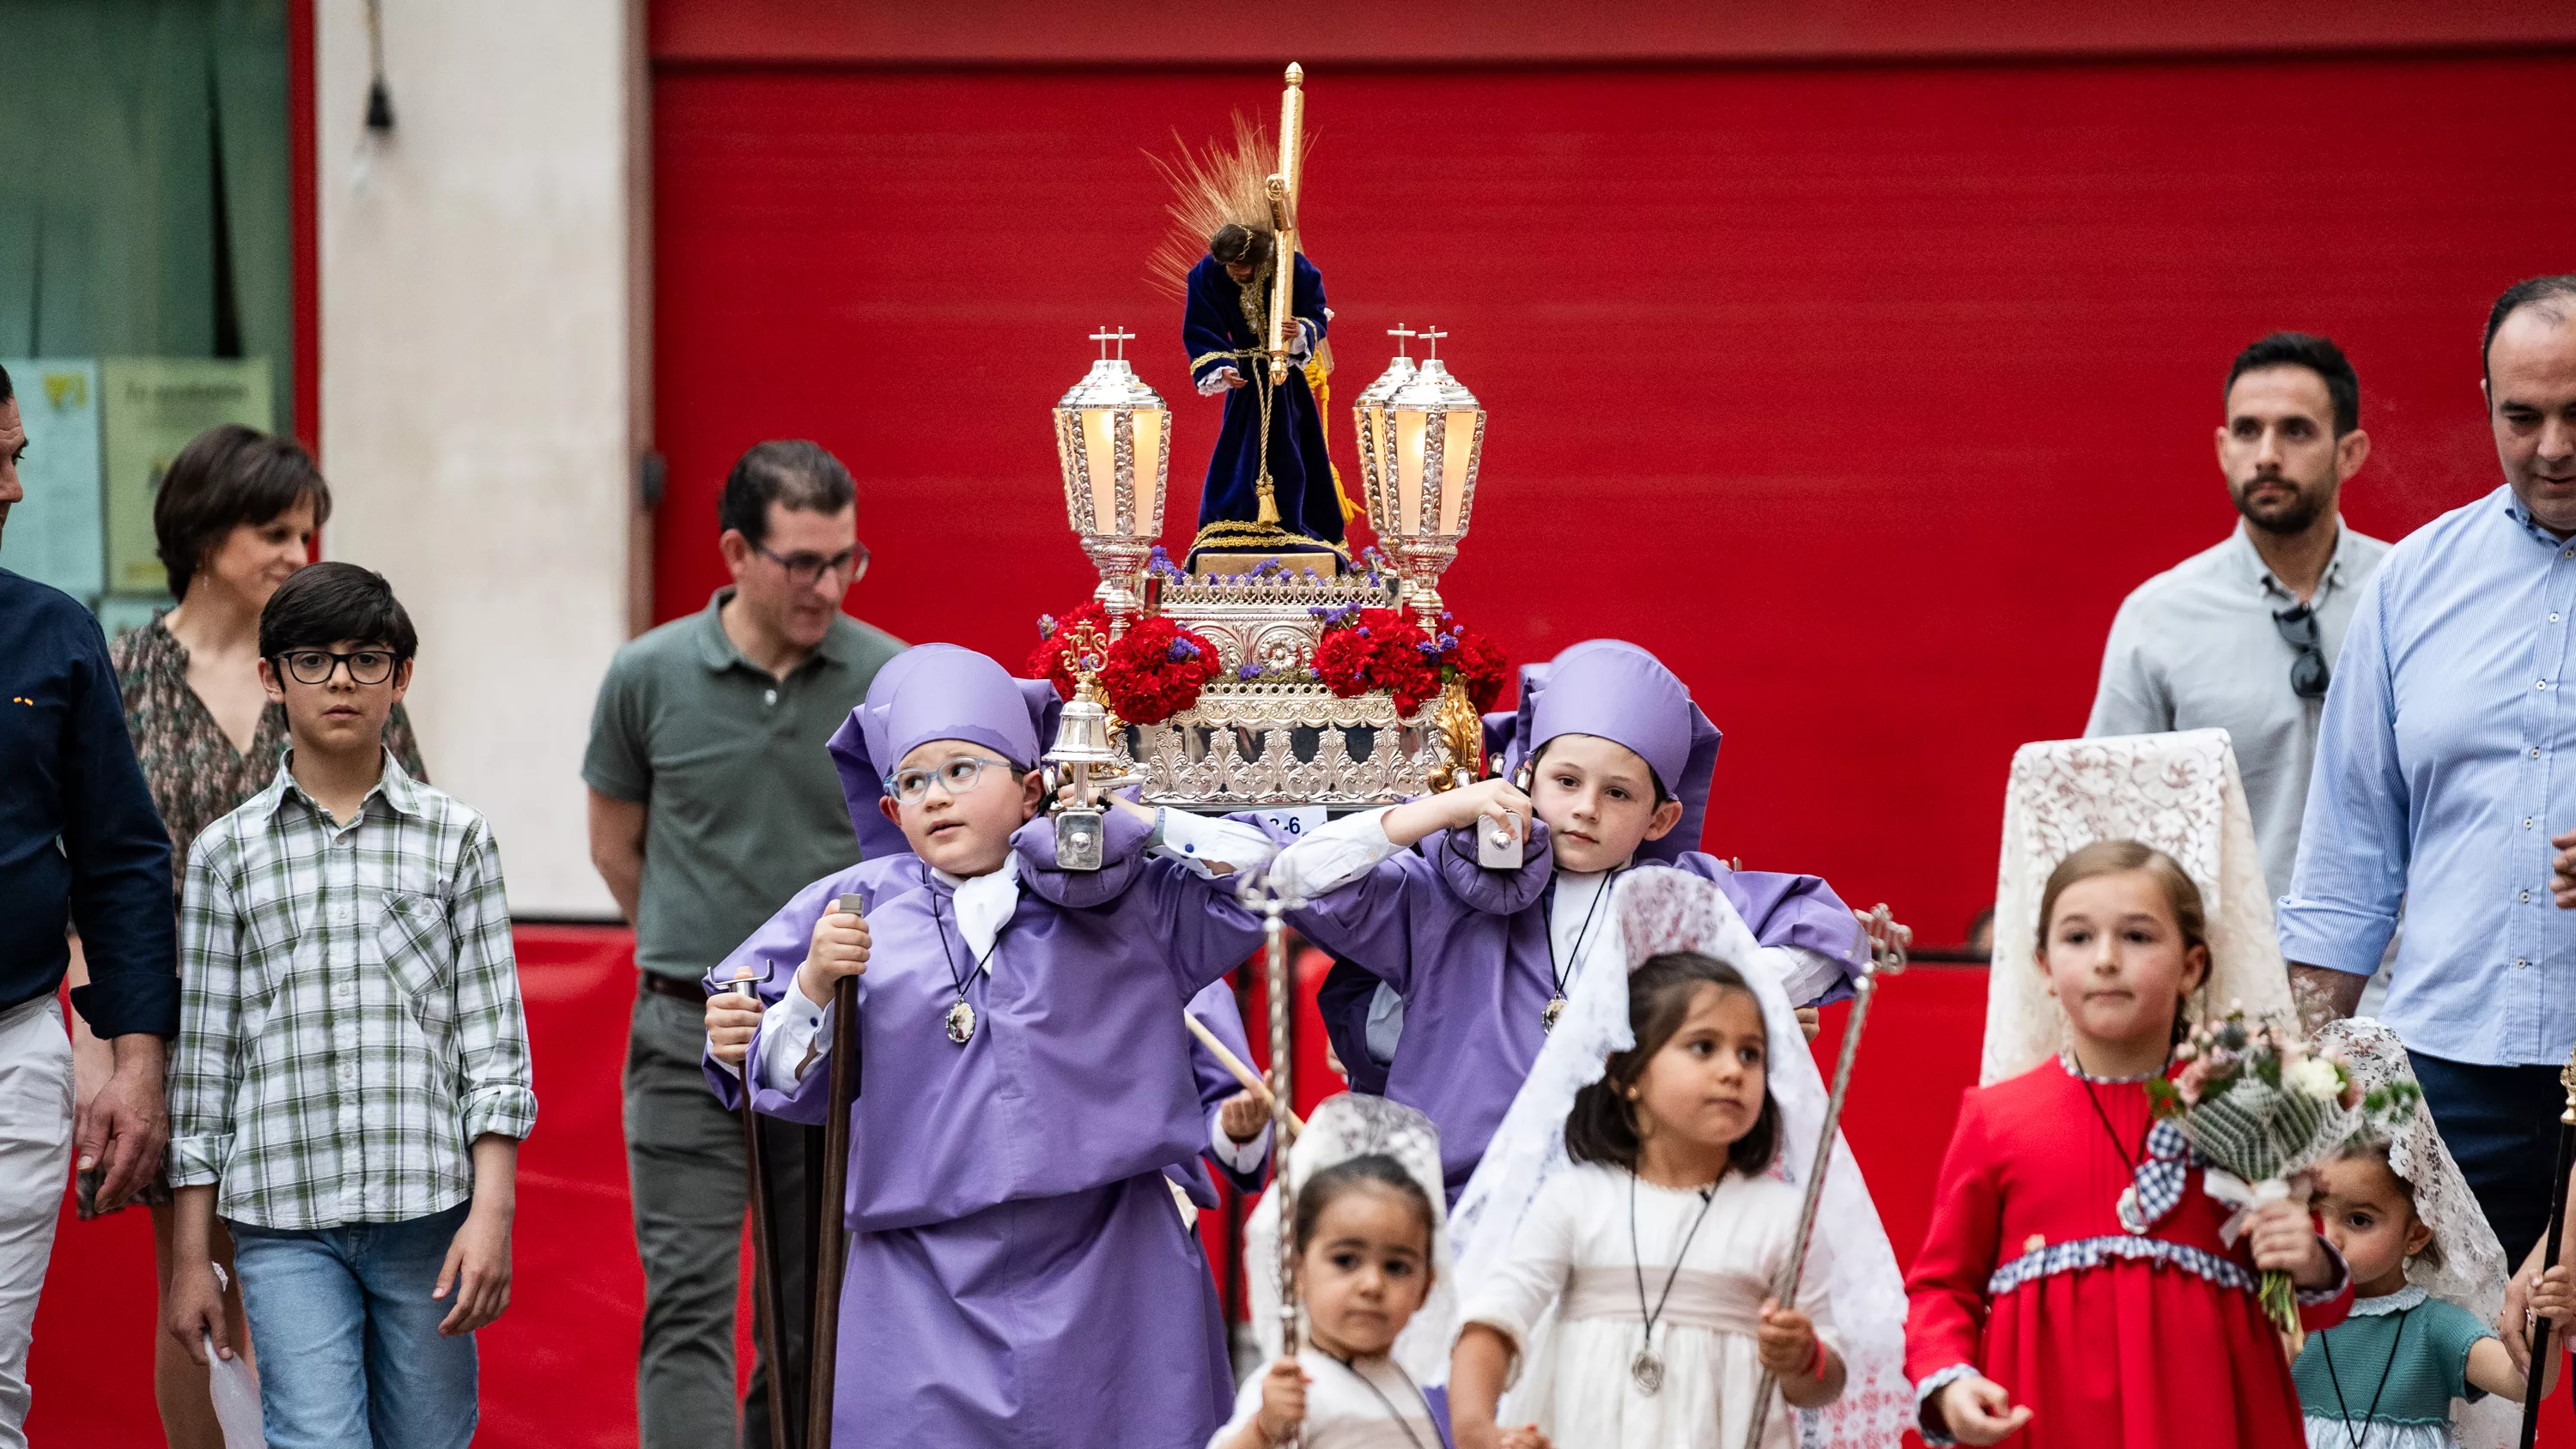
[{"xmin": 66, "ymin": 422, "xmax": 424, "ymax": 1449}]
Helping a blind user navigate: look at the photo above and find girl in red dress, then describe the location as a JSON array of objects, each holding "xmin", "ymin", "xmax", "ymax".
[{"xmin": 1905, "ymin": 840, "xmax": 2354, "ymax": 1447}]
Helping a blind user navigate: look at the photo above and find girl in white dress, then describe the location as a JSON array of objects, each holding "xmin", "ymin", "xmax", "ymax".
[
  {"xmin": 1217, "ymin": 1095, "xmax": 1450, "ymax": 1449},
  {"xmin": 1449, "ymin": 949, "xmax": 1841, "ymax": 1449}
]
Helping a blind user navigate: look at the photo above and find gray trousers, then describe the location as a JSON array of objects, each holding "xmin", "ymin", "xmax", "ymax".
[{"xmin": 624, "ymin": 989, "xmax": 810, "ymax": 1449}]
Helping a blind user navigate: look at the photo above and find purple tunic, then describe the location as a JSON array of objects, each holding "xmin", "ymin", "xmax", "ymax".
[
  {"xmin": 1287, "ymin": 819, "xmax": 1865, "ymax": 1197},
  {"xmin": 743, "ymin": 805, "xmax": 1259, "ymax": 1448}
]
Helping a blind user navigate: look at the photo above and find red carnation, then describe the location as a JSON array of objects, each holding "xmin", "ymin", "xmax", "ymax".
[
  {"xmin": 1445, "ymin": 624, "xmax": 1510, "ymax": 713},
  {"xmin": 1097, "ymin": 616, "xmax": 1221, "ymax": 724},
  {"xmin": 1027, "ymin": 599, "xmax": 1109, "ymax": 700}
]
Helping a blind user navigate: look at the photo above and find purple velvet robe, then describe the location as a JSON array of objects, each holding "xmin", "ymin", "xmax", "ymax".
[
  {"xmin": 737, "ymin": 808, "xmax": 1261, "ymax": 1448},
  {"xmin": 1288, "ymin": 819, "xmax": 1866, "ymax": 1197}
]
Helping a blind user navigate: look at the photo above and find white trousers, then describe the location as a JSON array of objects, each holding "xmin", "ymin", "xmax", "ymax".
[{"xmin": 0, "ymin": 997, "xmax": 72, "ymax": 1449}]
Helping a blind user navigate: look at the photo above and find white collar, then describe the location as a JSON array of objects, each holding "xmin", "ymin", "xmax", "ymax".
[
  {"xmin": 2348, "ymin": 1283, "xmax": 2429, "ymax": 1317},
  {"xmin": 932, "ymin": 853, "xmax": 1019, "ymax": 963},
  {"xmin": 1548, "ymin": 868, "xmax": 1625, "ymax": 988}
]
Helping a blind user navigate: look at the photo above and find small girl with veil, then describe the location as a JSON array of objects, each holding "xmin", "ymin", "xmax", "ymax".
[
  {"xmin": 1223, "ymin": 1094, "xmax": 1453, "ymax": 1449},
  {"xmin": 1435, "ymin": 870, "xmax": 1911, "ymax": 1449},
  {"xmin": 2298, "ymin": 1018, "xmax": 2551, "ymax": 1449}
]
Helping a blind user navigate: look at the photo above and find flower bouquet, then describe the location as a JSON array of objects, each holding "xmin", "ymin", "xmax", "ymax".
[
  {"xmin": 2147, "ymin": 1008, "xmax": 2421, "ymax": 1334},
  {"xmin": 1309, "ymin": 605, "xmax": 1510, "ymax": 716}
]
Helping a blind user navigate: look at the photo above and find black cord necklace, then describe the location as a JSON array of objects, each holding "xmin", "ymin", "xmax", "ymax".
[
  {"xmin": 2319, "ymin": 1304, "xmax": 2412, "ymax": 1449},
  {"xmin": 1541, "ymin": 866, "xmax": 1622, "ymax": 1034},
  {"xmin": 1627, "ymin": 1169, "xmax": 1724, "ymax": 1397},
  {"xmin": 926, "ymin": 864, "xmax": 1005, "ymax": 1045},
  {"xmin": 1321, "ymin": 1349, "xmax": 1436, "ymax": 1449},
  {"xmin": 2068, "ymin": 1051, "xmax": 2151, "ymax": 1173}
]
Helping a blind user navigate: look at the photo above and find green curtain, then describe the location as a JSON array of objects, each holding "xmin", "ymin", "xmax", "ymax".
[{"xmin": 0, "ymin": 0, "xmax": 295, "ymax": 437}]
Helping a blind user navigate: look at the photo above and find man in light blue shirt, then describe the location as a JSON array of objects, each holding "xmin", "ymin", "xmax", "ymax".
[{"xmin": 2281, "ymin": 274, "xmax": 2576, "ymax": 1269}]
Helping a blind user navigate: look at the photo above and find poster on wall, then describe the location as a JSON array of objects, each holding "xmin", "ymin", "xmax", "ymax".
[
  {"xmin": 100, "ymin": 356, "xmax": 273, "ymax": 597},
  {"xmin": 0, "ymin": 358, "xmax": 106, "ymax": 603}
]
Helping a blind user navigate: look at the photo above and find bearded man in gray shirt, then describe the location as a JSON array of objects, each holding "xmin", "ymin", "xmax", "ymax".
[{"xmin": 2086, "ymin": 332, "xmax": 2391, "ymax": 903}]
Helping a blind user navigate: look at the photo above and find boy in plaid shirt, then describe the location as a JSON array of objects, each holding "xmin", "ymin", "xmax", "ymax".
[{"xmin": 164, "ymin": 563, "xmax": 536, "ymax": 1449}]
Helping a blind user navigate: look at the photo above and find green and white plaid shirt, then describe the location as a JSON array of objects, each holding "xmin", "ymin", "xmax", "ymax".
[{"xmin": 169, "ymin": 750, "xmax": 538, "ymax": 1229}]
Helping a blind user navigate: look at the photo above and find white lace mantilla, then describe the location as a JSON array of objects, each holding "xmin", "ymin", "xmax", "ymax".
[{"xmin": 1984, "ymin": 730, "xmax": 2297, "ymax": 1084}]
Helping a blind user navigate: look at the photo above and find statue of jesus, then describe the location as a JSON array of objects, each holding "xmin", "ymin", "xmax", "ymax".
[{"xmin": 1181, "ymin": 221, "xmax": 1346, "ymax": 553}]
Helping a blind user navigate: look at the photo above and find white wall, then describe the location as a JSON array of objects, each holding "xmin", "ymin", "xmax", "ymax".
[{"xmin": 315, "ymin": 0, "xmax": 641, "ymax": 916}]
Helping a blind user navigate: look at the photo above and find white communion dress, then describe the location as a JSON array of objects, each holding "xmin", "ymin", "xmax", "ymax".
[
  {"xmin": 1460, "ymin": 1161, "xmax": 1838, "ymax": 1449},
  {"xmin": 1209, "ymin": 1346, "xmax": 1443, "ymax": 1449}
]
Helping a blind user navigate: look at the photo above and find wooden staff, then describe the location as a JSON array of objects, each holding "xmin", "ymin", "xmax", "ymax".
[
  {"xmin": 1743, "ymin": 906, "xmax": 1911, "ymax": 1449},
  {"xmin": 726, "ymin": 969, "xmax": 790, "ymax": 1449},
  {"xmin": 1183, "ymin": 1009, "xmax": 1305, "ymax": 1138},
  {"xmin": 2519, "ymin": 1049, "xmax": 2576, "ymax": 1448},
  {"xmin": 807, "ymin": 895, "xmax": 862, "ymax": 1449}
]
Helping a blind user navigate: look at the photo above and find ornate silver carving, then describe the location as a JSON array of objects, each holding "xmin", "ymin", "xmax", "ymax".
[{"xmin": 1128, "ymin": 681, "xmax": 1443, "ymax": 807}]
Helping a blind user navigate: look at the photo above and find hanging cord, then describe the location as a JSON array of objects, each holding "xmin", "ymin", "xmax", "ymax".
[
  {"xmin": 1629, "ymin": 1173, "xmax": 1726, "ymax": 1367},
  {"xmin": 2319, "ymin": 1307, "xmax": 2411, "ymax": 1449},
  {"xmin": 1321, "ymin": 1352, "xmax": 1437, "ymax": 1449}
]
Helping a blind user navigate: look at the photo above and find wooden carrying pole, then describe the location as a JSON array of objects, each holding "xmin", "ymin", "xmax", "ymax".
[
  {"xmin": 2519, "ymin": 1051, "xmax": 2576, "ymax": 1448},
  {"xmin": 1743, "ymin": 906, "xmax": 1910, "ymax": 1449},
  {"xmin": 807, "ymin": 896, "xmax": 862, "ymax": 1449},
  {"xmin": 1184, "ymin": 1009, "xmax": 1305, "ymax": 1137},
  {"xmin": 726, "ymin": 972, "xmax": 791, "ymax": 1449}
]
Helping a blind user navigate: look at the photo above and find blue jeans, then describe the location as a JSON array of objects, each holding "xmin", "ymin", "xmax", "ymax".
[{"xmin": 228, "ymin": 1202, "xmax": 480, "ymax": 1449}]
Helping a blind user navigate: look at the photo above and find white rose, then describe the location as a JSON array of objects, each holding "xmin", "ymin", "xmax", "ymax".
[{"xmin": 2285, "ymin": 1055, "xmax": 2343, "ymax": 1102}]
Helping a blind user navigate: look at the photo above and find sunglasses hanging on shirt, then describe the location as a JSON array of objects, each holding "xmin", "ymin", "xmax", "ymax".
[{"xmin": 2272, "ymin": 603, "xmax": 2330, "ymax": 700}]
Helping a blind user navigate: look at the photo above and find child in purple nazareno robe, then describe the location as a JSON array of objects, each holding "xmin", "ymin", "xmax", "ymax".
[
  {"xmin": 714, "ymin": 643, "xmax": 1282, "ymax": 1449},
  {"xmin": 1270, "ymin": 639, "xmax": 1869, "ymax": 1199}
]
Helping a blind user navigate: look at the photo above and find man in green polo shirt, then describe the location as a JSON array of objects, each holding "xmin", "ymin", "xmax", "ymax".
[{"xmin": 583, "ymin": 440, "xmax": 901, "ymax": 1449}]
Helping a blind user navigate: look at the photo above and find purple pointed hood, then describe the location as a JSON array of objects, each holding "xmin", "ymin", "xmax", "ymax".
[
  {"xmin": 1481, "ymin": 639, "xmax": 1722, "ymax": 864},
  {"xmin": 826, "ymin": 644, "xmax": 1063, "ymax": 860}
]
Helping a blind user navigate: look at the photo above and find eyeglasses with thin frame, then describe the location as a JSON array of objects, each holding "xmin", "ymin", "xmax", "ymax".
[
  {"xmin": 275, "ymin": 648, "xmax": 401, "ymax": 687},
  {"xmin": 754, "ymin": 540, "xmax": 870, "ymax": 589},
  {"xmin": 885, "ymin": 755, "xmax": 1017, "ymax": 804},
  {"xmin": 2272, "ymin": 603, "xmax": 2330, "ymax": 701}
]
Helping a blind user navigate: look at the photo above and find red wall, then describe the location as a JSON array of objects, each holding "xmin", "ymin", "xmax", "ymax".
[{"xmin": 651, "ymin": 55, "xmax": 2576, "ymax": 944}]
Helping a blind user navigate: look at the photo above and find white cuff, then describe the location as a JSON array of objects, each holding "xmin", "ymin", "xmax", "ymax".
[
  {"xmin": 1153, "ymin": 809, "xmax": 1279, "ymax": 880},
  {"xmin": 1268, "ymin": 807, "xmax": 1400, "ymax": 899},
  {"xmin": 754, "ymin": 982, "xmax": 831, "ymax": 1091},
  {"xmin": 1210, "ymin": 1114, "xmax": 1273, "ymax": 1173},
  {"xmin": 1759, "ymin": 944, "xmax": 1849, "ymax": 1008},
  {"xmin": 1197, "ymin": 367, "xmax": 1239, "ymax": 397}
]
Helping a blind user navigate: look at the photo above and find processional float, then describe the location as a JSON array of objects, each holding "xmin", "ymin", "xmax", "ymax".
[{"xmin": 775, "ymin": 64, "xmax": 1909, "ymax": 1446}]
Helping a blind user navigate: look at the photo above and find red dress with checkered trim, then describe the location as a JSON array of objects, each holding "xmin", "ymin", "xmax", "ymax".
[{"xmin": 1903, "ymin": 1057, "xmax": 2352, "ymax": 1448}]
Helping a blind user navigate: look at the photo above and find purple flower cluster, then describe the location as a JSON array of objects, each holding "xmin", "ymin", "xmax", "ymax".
[
  {"xmin": 1146, "ymin": 545, "xmax": 1189, "ymax": 582},
  {"xmin": 1357, "ymin": 546, "xmax": 1393, "ymax": 589},
  {"xmin": 1166, "ymin": 636, "xmax": 1203, "ymax": 664},
  {"xmin": 1308, "ymin": 602, "xmax": 1365, "ymax": 629},
  {"xmin": 1036, "ymin": 613, "xmax": 1059, "ymax": 640},
  {"xmin": 1236, "ymin": 661, "xmax": 1267, "ymax": 682},
  {"xmin": 1415, "ymin": 627, "xmax": 1464, "ymax": 661}
]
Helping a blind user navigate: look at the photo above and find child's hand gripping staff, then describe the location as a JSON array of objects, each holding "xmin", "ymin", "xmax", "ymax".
[
  {"xmin": 1741, "ymin": 905, "xmax": 1910, "ymax": 1448},
  {"xmin": 720, "ymin": 967, "xmax": 791, "ymax": 1449},
  {"xmin": 798, "ymin": 895, "xmax": 870, "ymax": 1449}
]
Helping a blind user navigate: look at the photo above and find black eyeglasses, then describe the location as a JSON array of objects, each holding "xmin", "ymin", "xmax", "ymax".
[
  {"xmin": 2272, "ymin": 603, "xmax": 2330, "ymax": 700},
  {"xmin": 754, "ymin": 541, "xmax": 869, "ymax": 588},
  {"xmin": 274, "ymin": 648, "xmax": 400, "ymax": 686}
]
